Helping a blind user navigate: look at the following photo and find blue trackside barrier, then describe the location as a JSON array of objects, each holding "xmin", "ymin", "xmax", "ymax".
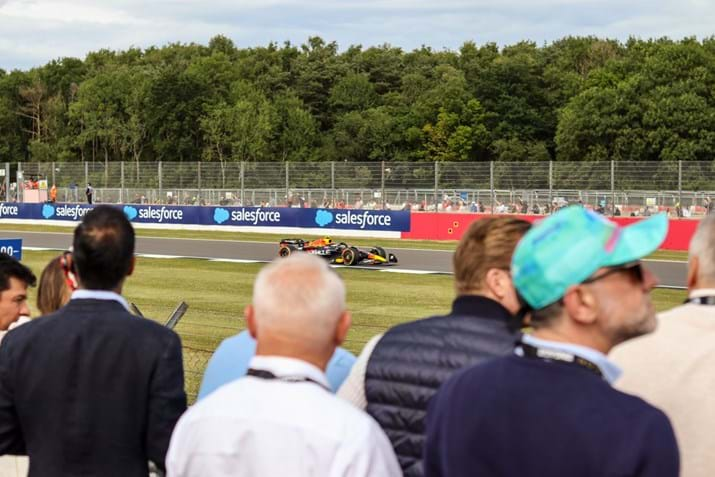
[{"xmin": 0, "ymin": 203, "xmax": 411, "ymax": 233}]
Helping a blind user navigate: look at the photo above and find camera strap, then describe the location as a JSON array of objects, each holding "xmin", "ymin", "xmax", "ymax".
[
  {"xmin": 520, "ymin": 341, "xmax": 603, "ymax": 378},
  {"xmin": 247, "ymin": 368, "xmax": 330, "ymax": 392}
]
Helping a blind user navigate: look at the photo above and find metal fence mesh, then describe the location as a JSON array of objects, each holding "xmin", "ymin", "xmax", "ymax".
[{"xmin": 5, "ymin": 160, "xmax": 715, "ymax": 216}]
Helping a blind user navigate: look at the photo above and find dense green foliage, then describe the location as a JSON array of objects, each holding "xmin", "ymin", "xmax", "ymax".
[{"xmin": 2, "ymin": 35, "xmax": 715, "ymax": 164}]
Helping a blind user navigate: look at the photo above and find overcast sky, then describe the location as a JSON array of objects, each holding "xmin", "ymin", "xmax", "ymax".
[{"xmin": 1, "ymin": 0, "xmax": 714, "ymax": 71}]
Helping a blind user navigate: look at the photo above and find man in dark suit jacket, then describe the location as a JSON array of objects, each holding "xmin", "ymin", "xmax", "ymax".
[{"xmin": 0, "ymin": 205, "xmax": 187, "ymax": 476}]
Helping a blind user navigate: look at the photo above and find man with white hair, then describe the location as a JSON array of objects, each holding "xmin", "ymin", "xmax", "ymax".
[
  {"xmin": 612, "ymin": 214, "xmax": 715, "ymax": 477},
  {"xmin": 166, "ymin": 253, "xmax": 400, "ymax": 477}
]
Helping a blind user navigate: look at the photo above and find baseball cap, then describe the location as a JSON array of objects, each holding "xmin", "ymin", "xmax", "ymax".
[{"xmin": 512, "ymin": 206, "xmax": 668, "ymax": 310}]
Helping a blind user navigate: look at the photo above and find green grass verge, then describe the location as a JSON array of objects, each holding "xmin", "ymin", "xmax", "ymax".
[
  {"xmin": 0, "ymin": 223, "xmax": 690, "ymax": 260},
  {"xmin": 18, "ymin": 250, "xmax": 687, "ymax": 402},
  {"xmin": 648, "ymin": 250, "xmax": 689, "ymax": 261}
]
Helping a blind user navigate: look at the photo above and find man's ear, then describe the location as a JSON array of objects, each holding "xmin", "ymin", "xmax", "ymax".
[
  {"xmin": 245, "ymin": 305, "xmax": 257, "ymax": 339},
  {"xmin": 562, "ymin": 286, "xmax": 598, "ymax": 326},
  {"xmin": 335, "ymin": 311, "xmax": 351, "ymax": 347},
  {"xmin": 687, "ymin": 256, "xmax": 699, "ymax": 292},
  {"xmin": 484, "ymin": 268, "xmax": 507, "ymax": 300}
]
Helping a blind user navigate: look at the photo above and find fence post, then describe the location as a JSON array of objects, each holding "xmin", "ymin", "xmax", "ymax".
[
  {"xmin": 331, "ymin": 162, "xmax": 335, "ymax": 206},
  {"xmin": 197, "ymin": 162, "xmax": 202, "ymax": 204},
  {"xmin": 490, "ymin": 161, "xmax": 495, "ymax": 214},
  {"xmin": 610, "ymin": 160, "xmax": 615, "ymax": 217},
  {"xmin": 285, "ymin": 162, "xmax": 290, "ymax": 206},
  {"xmin": 51, "ymin": 161, "xmax": 55, "ymax": 188},
  {"xmin": 158, "ymin": 162, "xmax": 163, "ymax": 203},
  {"xmin": 548, "ymin": 161, "xmax": 553, "ymax": 212},
  {"xmin": 434, "ymin": 161, "xmax": 439, "ymax": 213},
  {"xmin": 678, "ymin": 160, "xmax": 682, "ymax": 217},
  {"xmin": 17, "ymin": 162, "xmax": 22, "ymax": 203},
  {"xmin": 120, "ymin": 162, "xmax": 125, "ymax": 203},
  {"xmin": 381, "ymin": 161, "xmax": 386, "ymax": 210},
  {"xmin": 84, "ymin": 161, "xmax": 88, "ymax": 189},
  {"xmin": 240, "ymin": 162, "xmax": 245, "ymax": 206},
  {"xmin": 4, "ymin": 163, "xmax": 9, "ymax": 202}
]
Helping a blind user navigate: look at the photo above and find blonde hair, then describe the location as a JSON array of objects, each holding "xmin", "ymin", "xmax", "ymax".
[
  {"xmin": 37, "ymin": 255, "xmax": 72, "ymax": 315},
  {"xmin": 453, "ymin": 217, "xmax": 531, "ymax": 295}
]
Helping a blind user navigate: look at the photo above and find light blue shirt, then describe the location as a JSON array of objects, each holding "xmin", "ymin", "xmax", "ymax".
[
  {"xmin": 70, "ymin": 289, "xmax": 131, "ymax": 312},
  {"xmin": 517, "ymin": 334, "xmax": 622, "ymax": 384},
  {"xmin": 197, "ymin": 330, "xmax": 357, "ymax": 400}
]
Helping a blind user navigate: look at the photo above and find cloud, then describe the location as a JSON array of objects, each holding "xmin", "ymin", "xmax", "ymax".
[
  {"xmin": 41, "ymin": 204, "xmax": 55, "ymax": 219},
  {"xmin": 1, "ymin": 0, "xmax": 715, "ymax": 70},
  {"xmin": 315, "ymin": 209, "xmax": 333, "ymax": 227},
  {"xmin": 213, "ymin": 207, "xmax": 229, "ymax": 224},
  {"xmin": 123, "ymin": 205, "xmax": 138, "ymax": 221}
]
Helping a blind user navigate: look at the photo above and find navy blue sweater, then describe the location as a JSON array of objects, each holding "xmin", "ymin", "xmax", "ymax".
[{"xmin": 424, "ymin": 355, "xmax": 679, "ymax": 477}]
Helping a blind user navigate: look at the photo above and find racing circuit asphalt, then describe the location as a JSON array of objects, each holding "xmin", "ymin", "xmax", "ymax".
[{"xmin": 7, "ymin": 230, "xmax": 688, "ymax": 288}]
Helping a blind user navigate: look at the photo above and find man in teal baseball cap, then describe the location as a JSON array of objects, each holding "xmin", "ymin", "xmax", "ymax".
[
  {"xmin": 512, "ymin": 205, "xmax": 667, "ymax": 332},
  {"xmin": 424, "ymin": 206, "xmax": 679, "ymax": 477}
]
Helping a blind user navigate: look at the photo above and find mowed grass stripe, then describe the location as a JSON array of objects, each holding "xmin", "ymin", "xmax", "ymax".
[{"xmin": 18, "ymin": 251, "xmax": 687, "ymax": 401}]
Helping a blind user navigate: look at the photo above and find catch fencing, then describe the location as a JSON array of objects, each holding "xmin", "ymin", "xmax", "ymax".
[{"xmin": 4, "ymin": 160, "xmax": 715, "ymax": 216}]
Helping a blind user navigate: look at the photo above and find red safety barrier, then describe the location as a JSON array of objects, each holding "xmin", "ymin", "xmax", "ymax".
[{"xmin": 402, "ymin": 213, "xmax": 699, "ymax": 251}]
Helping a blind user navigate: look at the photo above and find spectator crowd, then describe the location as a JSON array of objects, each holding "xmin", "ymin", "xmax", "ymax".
[{"xmin": 0, "ymin": 203, "xmax": 711, "ymax": 476}]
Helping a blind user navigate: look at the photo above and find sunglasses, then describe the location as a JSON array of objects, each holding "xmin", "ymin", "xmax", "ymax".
[{"xmin": 581, "ymin": 262, "xmax": 644, "ymax": 285}]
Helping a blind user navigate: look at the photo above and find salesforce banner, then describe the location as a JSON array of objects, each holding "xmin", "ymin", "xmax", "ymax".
[
  {"xmin": 0, "ymin": 203, "xmax": 410, "ymax": 232},
  {"xmin": 203, "ymin": 206, "xmax": 409, "ymax": 231},
  {"xmin": 121, "ymin": 204, "xmax": 196, "ymax": 225}
]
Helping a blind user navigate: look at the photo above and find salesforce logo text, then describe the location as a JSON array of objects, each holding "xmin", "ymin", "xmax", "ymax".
[
  {"xmin": 138, "ymin": 207, "xmax": 183, "ymax": 223},
  {"xmin": 55, "ymin": 205, "xmax": 92, "ymax": 219},
  {"xmin": 230, "ymin": 208, "xmax": 281, "ymax": 225},
  {"xmin": 0, "ymin": 204, "xmax": 19, "ymax": 218},
  {"xmin": 335, "ymin": 210, "xmax": 392, "ymax": 229}
]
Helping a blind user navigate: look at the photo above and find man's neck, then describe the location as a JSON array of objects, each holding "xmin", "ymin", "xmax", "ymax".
[
  {"xmin": 531, "ymin": 328, "xmax": 610, "ymax": 354},
  {"xmin": 689, "ymin": 281, "xmax": 715, "ymax": 295},
  {"xmin": 254, "ymin": 341, "xmax": 330, "ymax": 372},
  {"xmin": 78, "ymin": 283, "xmax": 123, "ymax": 295}
]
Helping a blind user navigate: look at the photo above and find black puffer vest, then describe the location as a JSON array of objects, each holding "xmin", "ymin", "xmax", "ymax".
[{"xmin": 365, "ymin": 295, "xmax": 520, "ymax": 477}]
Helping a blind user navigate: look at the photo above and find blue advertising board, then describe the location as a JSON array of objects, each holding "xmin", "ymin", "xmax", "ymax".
[
  {"xmin": 0, "ymin": 202, "xmax": 411, "ymax": 232},
  {"xmin": 0, "ymin": 239, "xmax": 22, "ymax": 260},
  {"xmin": 202, "ymin": 206, "xmax": 410, "ymax": 231}
]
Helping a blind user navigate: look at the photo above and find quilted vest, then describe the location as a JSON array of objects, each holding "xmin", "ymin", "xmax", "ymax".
[{"xmin": 365, "ymin": 295, "xmax": 520, "ymax": 477}]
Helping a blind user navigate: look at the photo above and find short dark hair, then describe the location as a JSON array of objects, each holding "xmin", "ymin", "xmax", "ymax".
[
  {"xmin": 73, "ymin": 206, "xmax": 135, "ymax": 290},
  {"xmin": 529, "ymin": 300, "xmax": 564, "ymax": 329},
  {"xmin": 0, "ymin": 254, "xmax": 36, "ymax": 292}
]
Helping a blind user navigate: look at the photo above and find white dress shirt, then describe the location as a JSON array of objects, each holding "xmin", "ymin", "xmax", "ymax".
[
  {"xmin": 167, "ymin": 355, "xmax": 401, "ymax": 477},
  {"xmin": 336, "ymin": 334, "xmax": 383, "ymax": 409},
  {"xmin": 71, "ymin": 289, "xmax": 131, "ymax": 312}
]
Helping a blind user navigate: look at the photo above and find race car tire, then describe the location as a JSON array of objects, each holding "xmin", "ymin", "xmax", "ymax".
[
  {"xmin": 342, "ymin": 247, "xmax": 359, "ymax": 266},
  {"xmin": 279, "ymin": 245, "xmax": 295, "ymax": 257},
  {"xmin": 373, "ymin": 246, "xmax": 387, "ymax": 259}
]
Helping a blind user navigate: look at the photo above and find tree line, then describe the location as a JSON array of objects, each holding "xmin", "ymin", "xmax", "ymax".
[{"xmin": 1, "ymin": 35, "xmax": 715, "ymax": 167}]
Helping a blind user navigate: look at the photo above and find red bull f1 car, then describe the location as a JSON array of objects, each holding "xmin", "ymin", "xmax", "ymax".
[{"xmin": 278, "ymin": 237, "xmax": 398, "ymax": 266}]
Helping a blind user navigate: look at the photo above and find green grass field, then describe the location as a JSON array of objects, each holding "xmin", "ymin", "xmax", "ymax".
[
  {"xmin": 18, "ymin": 250, "xmax": 687, "ymax": 401},
  {"xmin": 0, "ymin": 223, "xmax": 690, "ymax": 260}
]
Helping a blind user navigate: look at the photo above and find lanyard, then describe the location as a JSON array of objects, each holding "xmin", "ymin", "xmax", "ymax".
[
  {"xmin": 684, "ymin": 296, "xmax": 715, "ymax": 305},
  {"xmin": 520, "ymin": 342, "xmax": 603, "ymax": 378},
  {"xmin": 247, "ymin": 368, "xmax": 330, "ymax": 392}
]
